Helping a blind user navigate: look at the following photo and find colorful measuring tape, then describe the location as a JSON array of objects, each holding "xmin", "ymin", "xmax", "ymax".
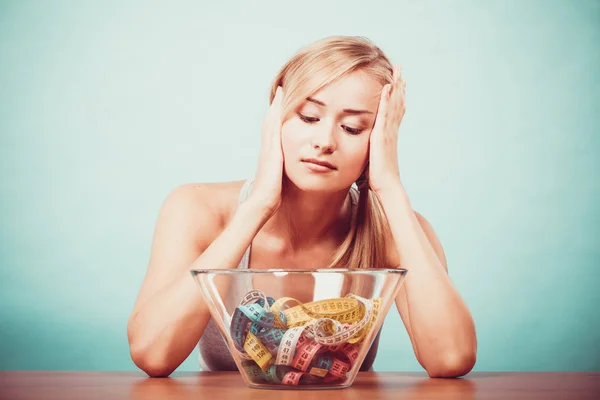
[{"xmin": 229, "ymin": 289, "xmax": 382, "ymax": 386}]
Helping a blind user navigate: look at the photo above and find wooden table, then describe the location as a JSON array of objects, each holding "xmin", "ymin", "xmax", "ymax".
[{"xmin": 1, "ymin": 371, "xmax": 598, "ymax": 399}]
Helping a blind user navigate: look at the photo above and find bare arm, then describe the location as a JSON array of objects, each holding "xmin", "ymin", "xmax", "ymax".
[
  {"xmin": 127, "ymin": 184, "xmax": 272, "ymax": 377},
  {"xmin": 378, "ymin": 183, "xmax": 477, "ymax": 378},
  {"xmin": 128, "ymin": 85, "xmax": 286, "ymax": 377}
]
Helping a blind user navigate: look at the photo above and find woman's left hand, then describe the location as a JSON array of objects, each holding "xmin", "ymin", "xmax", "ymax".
[{"xmin": 367, "ymin": 64, "xmax": 406, "ymax": 195}]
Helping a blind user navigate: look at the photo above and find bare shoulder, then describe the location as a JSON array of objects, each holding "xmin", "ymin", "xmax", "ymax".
[
  {"xmin": 162, "ymin": 180, "xmax": 247, "ymax": 233},
  {"xmin": 385, "ymin": 210, "xmax": 448, "ymax": 272},
  {"xmin": 414, "ymin": 211, "xmax": 448, "ymax": 272},
  {"xmin": 128, "ymin": 180, "xmax": 247, "ymax": 321}
]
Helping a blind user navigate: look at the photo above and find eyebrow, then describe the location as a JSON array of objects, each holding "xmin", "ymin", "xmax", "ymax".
[{"xmin": 306, "ymin": 97, "xmax": 374, "ymax": 115}]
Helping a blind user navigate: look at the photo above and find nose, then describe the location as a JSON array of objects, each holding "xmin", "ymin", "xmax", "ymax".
[{"xmin": 310, "ymin": 122, "xmax": 337, "ymax": 153}]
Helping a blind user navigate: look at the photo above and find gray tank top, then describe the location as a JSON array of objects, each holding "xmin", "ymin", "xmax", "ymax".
[{"xmin": 197, "ymin": 179, "xmax": 382, "ymax": 371}]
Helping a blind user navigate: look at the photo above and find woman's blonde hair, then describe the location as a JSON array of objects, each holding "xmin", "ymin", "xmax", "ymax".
[{"xmin": 269, "ymin": 36, "xmax": 397, "ymax": 272}]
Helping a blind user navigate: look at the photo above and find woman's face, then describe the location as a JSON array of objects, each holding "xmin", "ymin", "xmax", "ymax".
[{"xmin": 281, "ymin": 69, "xmax": 383, "ymax": 192}]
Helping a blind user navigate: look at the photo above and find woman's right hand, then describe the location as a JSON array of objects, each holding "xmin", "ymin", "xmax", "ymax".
[{"xmin": 248, "ymin": 86, "xmax": 285, "ymax": 217}]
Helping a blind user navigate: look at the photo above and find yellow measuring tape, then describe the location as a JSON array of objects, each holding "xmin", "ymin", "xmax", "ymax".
[{"xmin": 231, "ymin": 289, "xmax": 382, "ymax": 386}]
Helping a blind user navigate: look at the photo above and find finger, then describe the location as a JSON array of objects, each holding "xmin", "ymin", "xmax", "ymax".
[
  {"xmin": 372, "ymin": 84, "xmax": 391, "ymax": 131},
  {"xmin": 274, "ymin": 87, "xmax": 284, "ymax": 118},
  {"xmin": 261, "ymin": 115, "xmax": 272, "ymax": 144},
  {"xmin": 275, "ymin": 86, "xmax": 282, "ymax": 103},
  {"xmin": 381, "ymin": 83, "xmax": 391, "ymax": 110},
  {"xmin": 270, "ymin": 87, "xmax": 281, "ymax": 117},
  {"xmin": 389, "ymin": 65, "xmax": 401, "ymax": 98},
  {"xmin": 393, "ymin": 64, "xmax": 401, "ymax": 84},
  {"xmin": 388, "ymin": 72, "xmax": 404, "ymax": 121},
  {"xmin": 389, "ymin": 73, "xmax": 399, "ymax": 101},
  {"xmin": 273, "ymin": 86, "xmax": 281, "ymax": 102},
  {"xmin": 266, "ymin": 87, "xmax": 282, "ymax": 122},
  {"xmin": 271, "ymin": 87, "xmax": 284, "ymax": 143},
  {"xmin": 262, "ymin": 88, "xmax": 281, "ymax": 144},
  {"xmin": 392, "ymin": 79, "xmax": 405, "ymax": 120}
]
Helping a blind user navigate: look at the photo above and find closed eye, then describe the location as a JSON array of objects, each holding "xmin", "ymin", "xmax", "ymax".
[
  {"xmin": 298, "ymin": 113, "xmax": 319, "ymax": 123},
  {"xmin": 297, "ymin": 113, "xmax": 364, "ymax": 135}
]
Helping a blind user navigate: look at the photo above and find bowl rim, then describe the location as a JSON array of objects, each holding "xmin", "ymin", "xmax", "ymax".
[{"xmin": 190, "ymin": 267, "xmax": 407, "ymax": 275}]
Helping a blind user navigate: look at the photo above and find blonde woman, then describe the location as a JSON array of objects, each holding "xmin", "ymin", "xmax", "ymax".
[{"xmin": 127, "ymin": 36, "xmax": 477, "ymax": 378}]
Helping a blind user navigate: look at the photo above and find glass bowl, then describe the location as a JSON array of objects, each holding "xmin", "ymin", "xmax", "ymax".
[{"xmin": 191, "ymin": 268, "xmax": 407, "ymax": 390}]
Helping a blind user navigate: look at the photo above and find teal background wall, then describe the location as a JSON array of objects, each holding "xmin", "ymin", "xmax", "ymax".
[{"xmin": 1, "ymin": 0, "xmax": 598, "ymax": 372}]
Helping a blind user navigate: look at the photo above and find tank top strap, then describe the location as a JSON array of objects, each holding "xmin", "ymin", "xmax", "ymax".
[{"xmin": 349, "ymin": 185, "xmax": 359, "ymax": 206}]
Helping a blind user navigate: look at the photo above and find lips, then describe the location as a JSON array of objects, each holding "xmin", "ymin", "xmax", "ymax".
[{"xmin": 302, "ymin": 158, "xmax": 336, "ymax": 170}]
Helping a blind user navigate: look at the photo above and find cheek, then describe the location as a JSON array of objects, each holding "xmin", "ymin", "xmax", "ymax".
[
  {"xmin": 335, "ymin": 139, "xmax": 370, "ymax": 179},
  {"xmin": 281, "ymin": 119, "xmax": 306, "ymax": 157},
  {"xmin": 351, "ymin": 140, "xmax": 371, "ymax": 174},
  {"xmin": 354, "ymin": 144, "xmax": 370, "ymax": 171},
  {"xmin": 346, "ymin": 136, "xmax": 370, "ymax": 162}
]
